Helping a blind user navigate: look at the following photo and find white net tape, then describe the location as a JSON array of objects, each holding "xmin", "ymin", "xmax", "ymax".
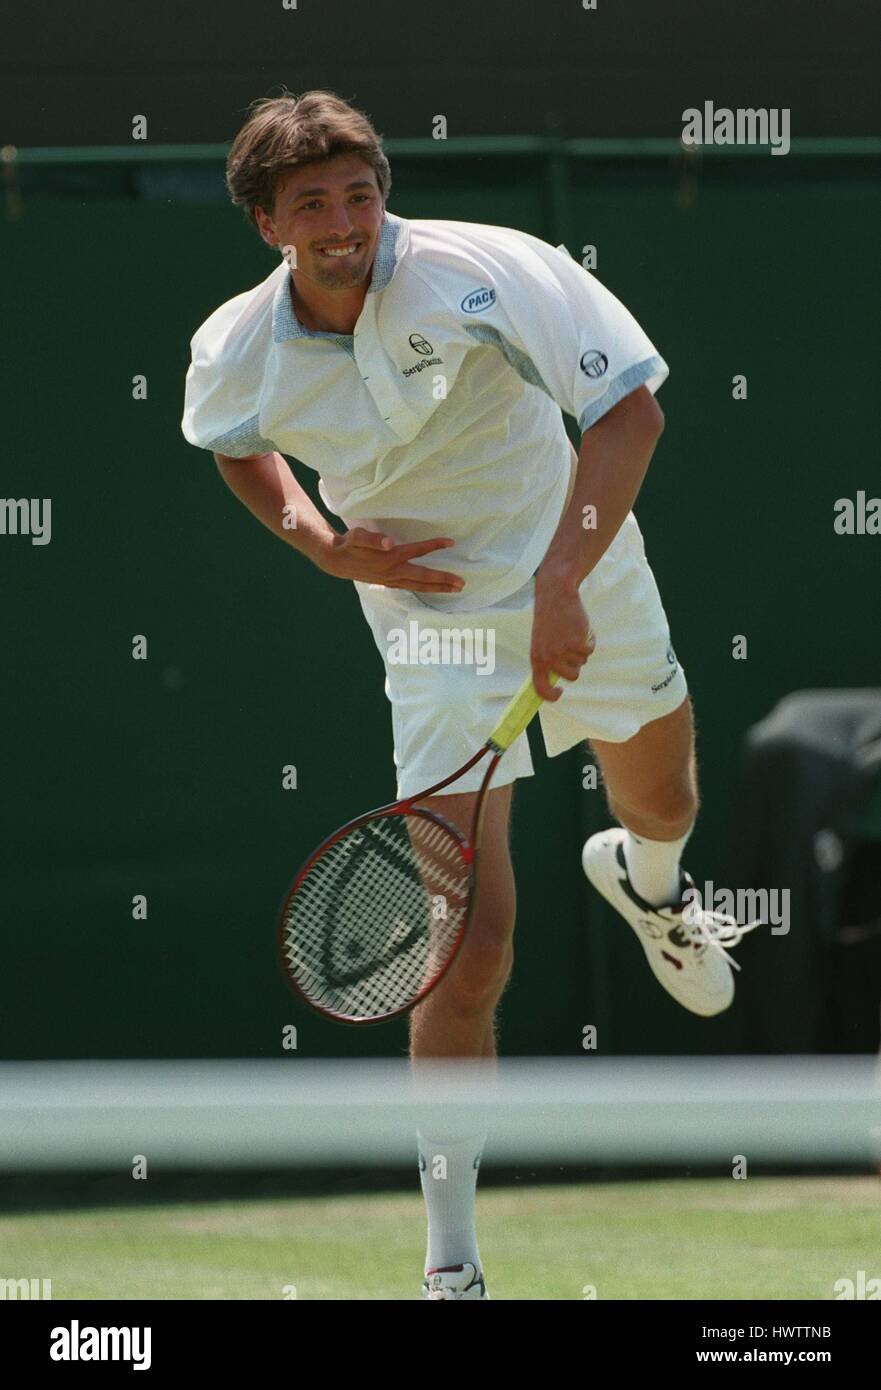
[{"xmin": 1, "ymin": 1057, "xmax": 879, "ymax": 1170}]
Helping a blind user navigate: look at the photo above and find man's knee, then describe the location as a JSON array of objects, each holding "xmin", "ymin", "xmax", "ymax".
[
  {"xmin": 610, "ymin": 771, "xmax": 699, "ymax": 831},
  {"xmin": 657, "ymin": 768, "xmax": 699, "ymax": 823},
  {"xmin": 444, "ymin": 912, "xmax": 515, "ymax": 1012}
]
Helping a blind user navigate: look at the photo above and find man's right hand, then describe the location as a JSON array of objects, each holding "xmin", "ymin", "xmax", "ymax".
[{"xmin": 314, "ymin": 528, "xmax": 465, "ymax": 594}]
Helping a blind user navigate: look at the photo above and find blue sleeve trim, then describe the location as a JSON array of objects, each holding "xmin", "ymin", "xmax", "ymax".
[
  {"xmin": 578, "ymin": 355, "xmax": 667, "ymax": 432},
  {"xmin": 206, "ymin": 415, "xmax": 276, "ymax": 458}
]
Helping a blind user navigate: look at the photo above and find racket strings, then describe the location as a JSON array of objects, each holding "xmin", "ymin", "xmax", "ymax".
[{"xmin": 281, "ymin": 813, "xmax": 471, "ymax": 1020}]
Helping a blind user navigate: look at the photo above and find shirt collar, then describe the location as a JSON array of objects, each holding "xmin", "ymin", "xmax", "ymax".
[{"xmin": 271, "ymin": 211, "xmax": 410, "ymax": 344}]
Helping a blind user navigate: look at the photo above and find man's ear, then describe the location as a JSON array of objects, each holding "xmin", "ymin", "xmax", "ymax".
[{"xmin": 254, "ymin": 205, "xmax": 278, "ymax": 247}]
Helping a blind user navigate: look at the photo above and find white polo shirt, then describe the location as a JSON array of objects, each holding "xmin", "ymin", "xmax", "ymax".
[{"xmin": 182, "ymin": 212, "xmax": 668, "ymax": 612}]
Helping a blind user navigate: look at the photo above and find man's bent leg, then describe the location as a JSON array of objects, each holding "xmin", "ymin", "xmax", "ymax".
[
  {"xmin": 589, "ymin": 696, "xmax": 698, "ymax": 907},
  {"xmin": 582, "ymin": 693, "xmax": 752, "ymax": 1016},
  {"xmin": 589, "ymin": 694, "xmax": 699, "ymax": 839}
]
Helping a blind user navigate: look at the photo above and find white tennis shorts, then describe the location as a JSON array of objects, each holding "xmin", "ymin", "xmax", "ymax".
[{"xmin": 354, "ymin": 511, "xmax": 689, "ymax": 800}]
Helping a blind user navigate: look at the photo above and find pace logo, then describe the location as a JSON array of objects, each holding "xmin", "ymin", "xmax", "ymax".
[
  {"xmin": 580, "ymin": 350, "xmax": 608, "ymax": 379},
  {"xmin": 409, "ymin": 332, "xmax": 434, "ymax": 355},
  {"xmin": 460, "ymin": 287, "xmax": 496, "ymax": 314}
]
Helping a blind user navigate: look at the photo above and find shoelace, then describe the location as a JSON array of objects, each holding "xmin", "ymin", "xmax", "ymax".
[{"xmin": 677, "ymin": 902, "xmax": 764, "ymax": 972}]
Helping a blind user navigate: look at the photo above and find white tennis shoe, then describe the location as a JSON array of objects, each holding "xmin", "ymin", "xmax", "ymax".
[
  {"xmin": 582, "ymin": 828, "xmax": 762, "ymax": 1017},
  {"xmin": 421, "ymin": 1263, "xmax": 489, "ymax": 1299}
]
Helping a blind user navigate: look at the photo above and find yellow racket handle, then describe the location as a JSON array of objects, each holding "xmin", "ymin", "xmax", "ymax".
[{"xmin": 487, "ymin": 670, "xmax": 560, "ymax": 752}]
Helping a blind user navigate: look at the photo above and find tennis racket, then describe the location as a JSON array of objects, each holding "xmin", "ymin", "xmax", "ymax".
[{"xmin": 277, "ymin": 669, "xmax": 559, "ymax": 1025}]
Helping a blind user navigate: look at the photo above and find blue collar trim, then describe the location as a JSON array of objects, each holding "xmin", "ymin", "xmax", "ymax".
[{"xmin": 272, "ymin": 212, "xmax": 408, "ymax": 344}]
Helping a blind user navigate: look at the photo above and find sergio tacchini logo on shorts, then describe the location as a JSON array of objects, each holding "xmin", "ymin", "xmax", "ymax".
[{"xmin": 651, "ymin": 644, "xmax": 679, "ymax": 693}]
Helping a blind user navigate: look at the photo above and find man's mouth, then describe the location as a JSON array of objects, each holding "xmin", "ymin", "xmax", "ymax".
[{"xmin": 318, "ymin": 241, "xmax": 363, "ymax": 258}]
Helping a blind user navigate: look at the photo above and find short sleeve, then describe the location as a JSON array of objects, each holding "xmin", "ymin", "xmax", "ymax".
[
  {"xmin": 181, "ymin": 304, "xmax": 276, "ymax": 459},
  {"xmin": 461, "ymin": 230, "xmax": 668, "ymax": 432}
]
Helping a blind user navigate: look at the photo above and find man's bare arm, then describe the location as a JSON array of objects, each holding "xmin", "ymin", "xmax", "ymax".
[
  {"xmin": 214, "ymin": 451, "xmax": 336, "ymax": 563},
  {"xmin": 529, "ymin": 386, "xmax": 665, "ymax": 699},
  {"xmin": 213, "ymin": 451, "xmax": 464, "ymax": 593},
  {"xmin": 539, "ymin": 385, "xmax": 665, "ymax": 593}
]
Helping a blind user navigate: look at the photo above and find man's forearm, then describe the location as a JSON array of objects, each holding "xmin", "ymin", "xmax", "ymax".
[
  {"xmin": 539, "ymin": 388, "xmax": 664, "ymax": 593},
  {"xmin": 214, "ymin": 451, "xmax": 336, "ymax": 564}
]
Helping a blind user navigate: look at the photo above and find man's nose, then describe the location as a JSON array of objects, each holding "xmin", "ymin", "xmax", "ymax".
[{"xmin": 321, "ymin": 203, "xmax": 357, "ymax": 239}]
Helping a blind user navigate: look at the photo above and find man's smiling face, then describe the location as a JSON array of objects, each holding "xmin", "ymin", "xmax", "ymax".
[{"xmin": 256, "ymin": 153, "xmax": 385, "ymax": 290}]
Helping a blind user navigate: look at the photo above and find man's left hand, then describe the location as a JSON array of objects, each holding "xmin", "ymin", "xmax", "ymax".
[{"xmin": 530, "ymin": 575, "xmax": 596, "ymax": 701}]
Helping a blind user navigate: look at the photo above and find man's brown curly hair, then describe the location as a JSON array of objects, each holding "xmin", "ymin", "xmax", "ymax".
[{"xmin": 225, "ymin": 88, "xmax": 392, "ymax": 229}]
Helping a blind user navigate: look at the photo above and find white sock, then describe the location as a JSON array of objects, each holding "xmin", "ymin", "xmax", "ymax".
[
  {"xmin": 417, "ymin": 1130, "xmax": 486, "ymax": 1272},
  {"xmin": 622, "ymin": 823, "xmax": 695, "ymax": 908}
]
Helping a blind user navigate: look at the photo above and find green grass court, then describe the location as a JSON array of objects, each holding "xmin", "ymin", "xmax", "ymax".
[{"xmin": 3, "ymin": 1176, "xmax": 878, "ymax": 1300}]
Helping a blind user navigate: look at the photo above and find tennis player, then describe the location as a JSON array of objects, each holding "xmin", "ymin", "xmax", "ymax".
[{"xmin": 182, "ymin": 90, "xmax": 756, "ymax": 1300}]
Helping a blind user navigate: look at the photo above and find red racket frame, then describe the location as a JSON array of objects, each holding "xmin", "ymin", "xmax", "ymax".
[{"xmin": 276, "ymin": 741, "xmax": 504, "ymax": 1025}]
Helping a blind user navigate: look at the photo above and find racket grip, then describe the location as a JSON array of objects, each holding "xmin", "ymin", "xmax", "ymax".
[{"xmin": 487, "ymin": 670, "xmax": 560, "ymax": 752}]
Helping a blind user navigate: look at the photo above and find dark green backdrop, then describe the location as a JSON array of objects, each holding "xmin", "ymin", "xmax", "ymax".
[{"xmin": 4, "ymin": 154, "xmax": 879, "ymax": 1059}]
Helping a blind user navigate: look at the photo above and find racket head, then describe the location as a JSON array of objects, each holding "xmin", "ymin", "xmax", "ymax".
[{"xmin": 276, "ymin": 804, "xmax": 475, "ymax": 1025}]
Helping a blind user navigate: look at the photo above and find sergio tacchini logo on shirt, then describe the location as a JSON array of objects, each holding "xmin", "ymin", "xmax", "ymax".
[{"xmin": 402, "ymin": 332, "xmax": 443, "ymax": 376}]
